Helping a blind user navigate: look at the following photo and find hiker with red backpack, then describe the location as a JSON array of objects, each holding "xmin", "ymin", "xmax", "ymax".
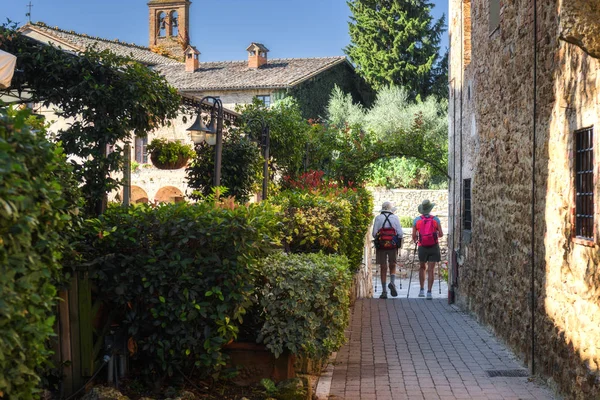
[
  {"xmin": 372, "ymin": 201, "xmax": 403, "ymax": 299},
  {"xmin": 412, "ymin": 200, "xmax": 444, "ymax": 300}
]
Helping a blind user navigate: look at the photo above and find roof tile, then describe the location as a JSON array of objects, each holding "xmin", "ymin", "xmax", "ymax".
[
  {"xmin": 24, "ymin": 22, "xmax": 180, "ymax": 66},
  {"xmin": 153, "ymin": 57, "xmax": 347, "ymax": 91}
]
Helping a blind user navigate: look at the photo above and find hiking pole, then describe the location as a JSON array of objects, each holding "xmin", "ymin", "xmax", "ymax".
[
  {"xmin": 407, "ymin": 243, "xmax": 418, "ymax": 298},
  {"xmin": 398, "ymin": 241, "xmax": 402, "ymax": 290},
  {"xmin": 438, "ymin": 262, "xmax": 442, "ymax": 295},
  {"xmin": 373, "ymin": 242, "xmax": 378, "ymax": 292}
]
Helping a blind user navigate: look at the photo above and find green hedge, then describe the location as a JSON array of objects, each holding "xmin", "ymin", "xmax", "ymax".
[
  {"xmin": 0, "ymin": 107, "xmax": 81, "ymax": 398},
  {"xmin": 275, "ymin": 171, "xmax": 373, "ymax": 271},
  {"xmin": 256, "ymin": 252, "xmax": 352, "ymax": 360},
  {"xmin": 84, "ymin": 201, "xmax": 281, "ymax": 378},
  {"xmin": 272, "ymin": 191, "xmax": 351, "ymax": 255}
]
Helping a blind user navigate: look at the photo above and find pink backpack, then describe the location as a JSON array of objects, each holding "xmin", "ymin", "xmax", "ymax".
[{"xmin": 417, "ymin": 215, "xmax": 438, "ymax": 247}]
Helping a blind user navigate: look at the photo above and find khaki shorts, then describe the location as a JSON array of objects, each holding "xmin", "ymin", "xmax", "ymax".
[
  {"xmin": 376, "ymin": 249, "xmax": 398, "ymax": 265},
  {"xmin": 418, "ymin": 244, "xmax": 441, "ymax": 262}
]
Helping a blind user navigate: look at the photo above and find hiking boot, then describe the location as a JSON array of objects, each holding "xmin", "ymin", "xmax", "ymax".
[
  {"xmin": 388, "ymin": 282, "xmax": 398, "ymax": 297},
  {"xmin": 426, "ymin": 291, "xmax": 433, "ymax": 300},
  {"xmin": 379, "ymin": 291, "xmax": 388, "ymax": 299},
  {"xmin": 418, "ymin": 289, "xmax": 425, "ymax": 297}
]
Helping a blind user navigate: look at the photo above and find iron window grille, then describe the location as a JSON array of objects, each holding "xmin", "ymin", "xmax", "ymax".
[
  {"xmin": 463, "ymin": 178, "xmax": 472, "ymax": 230},
  {"xmin": 575, "ymin": 127, "xmax": 594, "ymax": 241}
]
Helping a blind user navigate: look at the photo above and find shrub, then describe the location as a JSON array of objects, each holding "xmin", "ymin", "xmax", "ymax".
[
  {"xmin": 278, "ymin": 171, "xmax": 373, "ymax": 271},
  {"xmin": 256, "ymin": 252, "xmax": 352, "ymax": 360},
  {"xmin": 399, "ymin": 215, "xmax": 414, "ymax": 228},
  {"xmin": 271, "ymin": 190, "xmax": 351, "ymax": 255},
  {"xmin": 337, "ymin": 186, "xmax": 373, "ymax": 270},
  {"xmin": 0, "ymin": 106, "xmax": 81, "ymax": 398},
  {"xmin": 186, "ymin": 133, "xmax": 261, "ymax": 202},
  {"xmin": 83, "ymin": 200, "xmax": 281, "ymax": 379}
]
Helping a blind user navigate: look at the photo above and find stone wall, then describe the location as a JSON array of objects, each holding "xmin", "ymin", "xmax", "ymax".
[
  {"xmin": 449, "ymin": 0, "xmax": 600, "ymax": 398},
  {"xmin": 368, "ymin": 188, "xmax": 449, "ymax": 227}
]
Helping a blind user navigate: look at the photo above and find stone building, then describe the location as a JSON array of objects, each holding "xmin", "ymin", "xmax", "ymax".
[
  {"xmin": 18, "ymin": 0, "xmax": 370, "ymax": 203},
  {"xmin": 144, "ymin": 0, "xmax": 371, "ymax": 118},
  {"xmin": 449, "ymin": 0, "xmax": 599, "ymax": 398}
]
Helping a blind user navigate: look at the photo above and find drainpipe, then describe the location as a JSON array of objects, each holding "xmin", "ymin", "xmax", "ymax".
[
  {"xmin": 530, "ymin": 0, "xmax": 538, "ymax": 376},
  {"xmin": 449, "ymin": 76, "xmax": 457, "ymax": 304},
  {"xmin": 455, "ymin": 0, "xmax": 466, "ymax": 300}
]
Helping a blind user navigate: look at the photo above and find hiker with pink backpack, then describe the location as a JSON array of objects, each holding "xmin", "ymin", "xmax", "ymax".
[{"xmin": 412, "ymin": 200, "xmax": 444, "ymax": 300}]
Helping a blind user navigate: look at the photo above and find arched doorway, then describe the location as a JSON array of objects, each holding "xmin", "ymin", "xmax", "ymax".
[
  {"xmin": 130, "ymin": 186, "xmax": 149, "ymax": 204},
  {"xmin": 154, "ymin": 186, "xmax": 185, "ymax": 203}
]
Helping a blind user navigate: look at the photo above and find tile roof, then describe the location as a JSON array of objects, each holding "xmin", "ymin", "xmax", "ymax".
[
  {"xmin": 21, "ymin": 22, "xmax": 180, "ymax": 66},
  {"xmin": 153, "ymin": 56, "xmax": 348, "ymax": 91},
  {"xmin": 20, "ymin": 22, "xmax": 349, "ymax": 92}
]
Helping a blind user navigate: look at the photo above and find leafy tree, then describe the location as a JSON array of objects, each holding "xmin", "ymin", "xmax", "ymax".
[
  {"xmin": 326, "ymin": 85, "xmax": 366, "ymax": 128},
  {"xmin": 0, "ymin": 26, "xmax": 181, "ymax": 216},
  {"xmin": 236, "ymin": 98, "xmax": 310, "ymax": 178},
  {"xmin": 186, "ymin": 130, "xmax": 261, "ymax": 202},
  {"xmin": 345, "ymin": 0, "xmax": 446, "ymax": 99},
  {"xmin": 326, "ymin": 86, "xmax": 448, "ymax": 188}
]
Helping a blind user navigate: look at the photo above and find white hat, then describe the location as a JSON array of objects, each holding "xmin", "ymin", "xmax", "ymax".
[{"xmin": 379, "ymin": 201, "xmax": 396, "ymax": 213}]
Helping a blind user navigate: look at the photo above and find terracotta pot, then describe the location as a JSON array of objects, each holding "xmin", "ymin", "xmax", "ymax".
[
  {"xmin": 222, "ymin": 342, "xmax": 296, "ymax": 386},
  {"xmin": 150, "ymin": 151, "xmax": 189, "ymax": 170}
]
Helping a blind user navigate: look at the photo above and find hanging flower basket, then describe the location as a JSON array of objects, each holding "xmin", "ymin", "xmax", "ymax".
[
  {"xmin": 150, "ymin": 151, "xmax": 190, "ymax": 169},
  {"xmin": 147, "ymin": 138, "xmax": 195, "ymax": 170}
]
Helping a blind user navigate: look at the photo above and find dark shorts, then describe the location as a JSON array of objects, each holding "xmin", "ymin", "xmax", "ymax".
[
  {"xmin": 418, "ymin": 244, "xmax": 441, "ymax": 262},
  {"xmin": 376, "ymin": 249, "xmax": 397, "ymax": 265}
]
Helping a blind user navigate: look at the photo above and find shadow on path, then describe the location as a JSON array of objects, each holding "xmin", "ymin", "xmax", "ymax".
[{"xmin": 328, "ymin": 298, "xmax": 560, "ymax": 400}]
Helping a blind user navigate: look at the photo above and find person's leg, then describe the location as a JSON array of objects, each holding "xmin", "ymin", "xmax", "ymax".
[
  {"xmin": 379, "ymin": 252, "xmax": 389, "ymax": 298},
  {"xmin": 426, "ymin": 245, "xmax": 441, "ymax": 299},
  {"xmin": 427, "ymin": 261, "xmax": 435, "ymax": 292},
  {"xmin": 417, "ymin": 246, "xmax": 427, "ymax": 297},
  {"xmin": 388, "ymin": 251, "xmax": 398, "ymax": 296},
  {"xmin": 380, "ymin": 262, "xmax": 388, "ymax": 288},
  {"xmin": 379, "ymin": 263, "xmax": 388, "ymax": 298}
]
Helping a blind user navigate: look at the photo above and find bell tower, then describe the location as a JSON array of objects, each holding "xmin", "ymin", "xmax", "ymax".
[{"xmin": 148, "ymin": 0, "xmax": 191, "ymax": 59}]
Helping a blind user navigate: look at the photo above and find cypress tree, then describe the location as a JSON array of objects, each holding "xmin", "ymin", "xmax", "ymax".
[{"xmin": 345, "ymin": 0, "xmax": 446, "ymax": 99}]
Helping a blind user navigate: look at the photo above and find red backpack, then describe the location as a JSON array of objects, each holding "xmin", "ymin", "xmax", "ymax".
[
  {"xmin": 417, "ymin": 215, "xmax": 438, "ymax": 247},
  {"xmin": 375, "ymin": 213, "xmax": 400, "ymax": 250}
]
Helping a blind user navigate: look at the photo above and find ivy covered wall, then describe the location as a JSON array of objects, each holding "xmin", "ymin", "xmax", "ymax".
[{"xmin": 288, "ymin": 62, "xmax": 374, "ymax": 119}]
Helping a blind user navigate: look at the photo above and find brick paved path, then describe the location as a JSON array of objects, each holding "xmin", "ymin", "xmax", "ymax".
[{"xmin": 328, "ymin": 298, "xmax": 559, "ymax": 400}]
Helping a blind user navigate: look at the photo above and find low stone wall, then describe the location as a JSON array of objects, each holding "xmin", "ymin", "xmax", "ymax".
[{"xmin": 368, "ymin": 187, "xmax": 449, "ymax": 228}]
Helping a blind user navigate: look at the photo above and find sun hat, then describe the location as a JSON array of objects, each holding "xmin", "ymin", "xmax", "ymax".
[
  {"xmin": 418, "ymin": 199, "xmax": 435, "ymax": 215},
  {"xmin": 380, "ymin": 201, "xmax": 397, "ymax": 213}
]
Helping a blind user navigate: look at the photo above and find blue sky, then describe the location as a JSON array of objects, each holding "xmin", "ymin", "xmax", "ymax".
[{"xmin": 3, "ymin": 0, "xmax": 448, "ymax": 62}]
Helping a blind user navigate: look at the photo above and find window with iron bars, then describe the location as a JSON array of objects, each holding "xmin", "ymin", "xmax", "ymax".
[
  {"xmin": 575, "ymin": 127, "xmax": 594, "ymax": 241},
  {"xmin": 463, "ymin": 178, "xmax": 472, "ymax": 231}
]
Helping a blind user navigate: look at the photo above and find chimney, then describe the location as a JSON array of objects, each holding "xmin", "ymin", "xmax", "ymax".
[
  {"xmin": 184, "ymin": 45, "xmax": 200, "ymax": 72},
  {"xmin": 246, "ymin": 43, "xmax": 269, "ymax": 69}
]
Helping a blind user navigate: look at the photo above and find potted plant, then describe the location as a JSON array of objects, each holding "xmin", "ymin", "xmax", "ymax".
[{"xmin": 147, "ymin": 138, "xmax": 195, "ymax": 170}]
